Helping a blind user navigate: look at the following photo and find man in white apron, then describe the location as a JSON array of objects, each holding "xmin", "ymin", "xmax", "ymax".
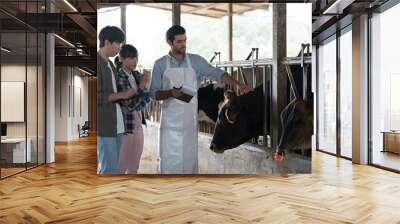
[{"xmin": 149, "ymin": 25, "xmax": 252, "ymax": 174}]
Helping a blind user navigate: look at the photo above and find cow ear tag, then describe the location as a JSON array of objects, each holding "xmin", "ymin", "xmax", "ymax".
[{"xmin": 274, "ymin": 152, "xmax": 285, "ymax": 161}]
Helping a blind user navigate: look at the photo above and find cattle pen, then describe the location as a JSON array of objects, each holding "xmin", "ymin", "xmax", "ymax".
[{"xmin": 102, "ymin": 4, "xmax": 314, "ymax": 174}]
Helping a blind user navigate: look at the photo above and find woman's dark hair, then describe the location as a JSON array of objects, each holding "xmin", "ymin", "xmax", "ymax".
[
  {"xmin": 166, "ymin": 25, "xmax": 186, "ymax": 43},
  {"xmin": 98, "ymin": 26, "xmax": 125, "ymax": 48},
  {"xmin": 114, "ymin": 56, "xmax": 122, "ymax": 71},
  {"xmin": 114, "ymin": 44, "xmax": 138, "ymax": 70}
]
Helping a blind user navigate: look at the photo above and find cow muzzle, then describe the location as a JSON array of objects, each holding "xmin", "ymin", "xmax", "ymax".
[{"xmin": 210, "ymin": 143, "xmax": 225, "ymax": 154}]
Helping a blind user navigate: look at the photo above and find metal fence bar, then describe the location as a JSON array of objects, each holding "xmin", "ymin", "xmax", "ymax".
[
  {"xmin": 281, "ymin": 56, "xmax": 312, "ymax": 65},
  {"xmin": 147, "ymin": 55, "xmax": 312, "ymax": 140},
  {"xmin": 285, "ymin": 64, "xmax": 300, "ymax": 100}
]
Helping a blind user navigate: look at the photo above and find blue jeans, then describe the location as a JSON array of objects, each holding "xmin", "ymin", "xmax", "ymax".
[{"xmin": 97, "ymin": 134, "xmax": 122, "ymax": 174}]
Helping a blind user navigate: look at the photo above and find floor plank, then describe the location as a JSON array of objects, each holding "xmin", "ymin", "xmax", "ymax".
[{"xmin": 0, "ymin": 135, "xmax": 399, "ymax": 223}]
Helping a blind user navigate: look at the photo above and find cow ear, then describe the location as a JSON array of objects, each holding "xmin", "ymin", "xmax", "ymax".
[{"xmin": 224, "ymin": 90, "xmax": 236, "ymax": 100}]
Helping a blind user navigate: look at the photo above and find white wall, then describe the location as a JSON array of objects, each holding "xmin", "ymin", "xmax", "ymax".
[
  {"xmin": 55, "ymin": 66, "xmax": 68, "ymax": 141},
  {"xmin": 1, "ymin": 65, "xmax": 37, "ymax": 138},
  {"xmin": 1, "ymin": 64, "xmax": 46, "ymax": 164},
  {"xmin": 55, "ymin": 67, "xmax": 89, "ymax": 141},
  {"xmin": 1, "ymin": 65, "xmax": 26, "ymax": 139},
  {"xmin": 71, "ymin": 71, "xmax": 89, "ymax": 139}
]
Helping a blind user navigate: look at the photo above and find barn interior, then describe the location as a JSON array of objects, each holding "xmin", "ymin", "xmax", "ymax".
[
  {"xmin": 0, "ymin": 0, "xmax": 399, "ymax": 223},
  {"xmin": 96, "ymin": 2, "xmax": 312, "ymax": 174}
]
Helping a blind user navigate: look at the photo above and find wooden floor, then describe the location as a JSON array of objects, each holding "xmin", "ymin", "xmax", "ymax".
[
  {"xmin": 0, "ymin": 135, "xmax": 400, "ymax": 223},
  {"xmin": 1, "ymin": 163, "xmax": 45, "ymax": 178},
  {"xmin": 1, "ymin": 167, "xmax": 26, "ymax": 178}
]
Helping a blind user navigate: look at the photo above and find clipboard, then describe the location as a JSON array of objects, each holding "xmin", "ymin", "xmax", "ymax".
[{"xmin": 174, "ymin": 84, "xmax": 196, "ymax": 103}]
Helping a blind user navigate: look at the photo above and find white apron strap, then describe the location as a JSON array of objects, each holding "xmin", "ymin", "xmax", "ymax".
[
  {"xmin": 166, "ymin": 56, "xmax": 171, "ymax": 70},
  {"xmin": 185, "ymin": 54, "xmax": 193, "ymax": 69}
]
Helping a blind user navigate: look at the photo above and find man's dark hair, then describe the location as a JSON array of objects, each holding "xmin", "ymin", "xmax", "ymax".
[
  {"xmin": 98, "ymin": 26, "xmax": 125, "ymax": 48},
  {"xmin": 166, "ymin": 25, "xmax": 186, "ymax": 43}
]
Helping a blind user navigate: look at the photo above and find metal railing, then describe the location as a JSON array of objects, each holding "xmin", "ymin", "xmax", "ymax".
[{"xmin": 144, "ymin": 45, "xmax": 312, "ymax": 151}]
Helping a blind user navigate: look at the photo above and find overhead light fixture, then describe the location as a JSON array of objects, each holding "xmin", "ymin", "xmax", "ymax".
[
  {"xmin": 1, "ymin": 47, "xmax": 11, "ymax": 53},
  {"xmin": 54, "ymin": 34, "xmax": 75, "ymax": 48},
  {"xmin": 78, "ymin": 67, "xmax": 92, "ymax": 76},
  {"xmin": 76, "ymin": 48, "xmax": 86, "ymax": 55},
  {"xmin": 63, "ymin": 0, "xmax": 78, "ymax": 12}
]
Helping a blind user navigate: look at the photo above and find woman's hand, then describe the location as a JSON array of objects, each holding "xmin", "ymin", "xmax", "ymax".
[
  {"xmin": 108, "ymin": 89, "xmax": 135, "ymax": 103},
  {"xmin": 121, "ymin": 89, "xmax": 135, "ymax": 99}
]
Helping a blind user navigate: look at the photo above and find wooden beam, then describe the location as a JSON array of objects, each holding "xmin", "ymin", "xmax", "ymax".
[
  {"xmin": 120, "ymin": 5, "xmax": 126, "ymax": 34},
  {"xmin": 53, "ymin": 0, "xmax": 77, "ymax": 12},
  {"xmin": 271, "ymin": 4, "xmax": 287, "ymax": 149},
  {"xmin": 186, "ymin": 3, "xmax": 220, "ymax": 14},
  {"xmin": 66, "ymin": 14, "xmax": 96, "ymax": 47},
  {"xmin": 228, "ymin": 3, "xmax": 233, "ymax": 61},
  {"xmin": 85, "ymin": 0, "xmax": 97, "ymax": 12},
  {"xmin": 172, "ymin": 3, "xmax": 180, "ymax": 25},
  {"xmin": 232, "ymin": 3, "xmax": 269, "ymax": 15}
]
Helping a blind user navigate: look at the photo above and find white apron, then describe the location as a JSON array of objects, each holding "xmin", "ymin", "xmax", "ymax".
[{"xmin": 158, "ymin": 55, "xmax": 198, "ymax": 174}]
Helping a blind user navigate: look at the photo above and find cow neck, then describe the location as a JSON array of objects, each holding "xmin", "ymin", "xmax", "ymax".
[{"xmin": 237, "ymin": 85, "xmax": 263, "ymax": 108}]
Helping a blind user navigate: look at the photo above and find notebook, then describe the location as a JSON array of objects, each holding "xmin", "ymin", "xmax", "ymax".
[{"xmin": 175, "ymin": 84, "xmax": 197, "ymax": 103}]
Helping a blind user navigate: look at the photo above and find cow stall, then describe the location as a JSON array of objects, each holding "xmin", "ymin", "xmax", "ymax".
[{"xmin": 208, "ymin": 45, "xmax": 312, "ymax": 155}]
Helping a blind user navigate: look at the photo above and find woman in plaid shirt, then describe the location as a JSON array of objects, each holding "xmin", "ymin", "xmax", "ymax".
[{"xmin": 115, "ymin": 44, "xmax": 151, "ymax": 174}]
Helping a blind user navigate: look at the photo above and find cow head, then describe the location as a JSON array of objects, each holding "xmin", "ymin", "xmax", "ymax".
[
  {"xmin": 197, "ymin": 84, "xmax": 225, "ymax": 124},
  {"xmin": 210, "ymin": 86, "xmax": 264, "ymax": 153},
  {"xmin": 276, "ymin": 99, "xmax": 313, "ymax": 160}
]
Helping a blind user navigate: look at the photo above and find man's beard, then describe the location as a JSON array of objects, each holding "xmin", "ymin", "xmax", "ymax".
[{"xmin": 175, "ymin": 47, "xmax": 186, "ymax": 54}]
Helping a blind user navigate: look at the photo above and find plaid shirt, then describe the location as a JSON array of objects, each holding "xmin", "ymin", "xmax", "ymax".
[{"xmin": 115, "ymin": 69, "xmax": 151, "ymax": 133}]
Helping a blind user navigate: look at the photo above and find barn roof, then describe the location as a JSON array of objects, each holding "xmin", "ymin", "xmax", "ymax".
[{"xmin": 98, "ymin": 3, "xmax": 270, "ymax": 18}]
